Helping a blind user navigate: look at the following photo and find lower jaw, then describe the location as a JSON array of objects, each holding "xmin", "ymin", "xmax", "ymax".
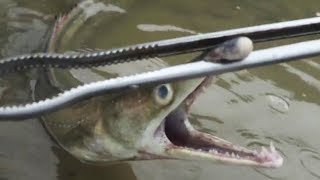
[
  {"xmin": 162, "ymin": 136, "xmax": 283, "ymax": 168},
  {"xmin": 147, "ymin": 108, "xmax": 283, "ymax": 168},
  {"xmin": 166, "ymin": 147, "xmax": 259, "ymax": 166}
]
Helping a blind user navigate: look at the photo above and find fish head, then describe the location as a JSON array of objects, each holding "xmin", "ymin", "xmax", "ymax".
[
  {"xmin": 41, "ymin": 63, "xmax": 282, "ymax": 168},
  {"xmin": 95, "ymin": 77, "xmax": 204, "ymax": 158},
  {"xmin": 97, "ymin": 77, "xmax": 283, "ymax": 168}
]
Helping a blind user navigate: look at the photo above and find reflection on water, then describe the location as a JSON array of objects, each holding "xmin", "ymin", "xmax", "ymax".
[
  {"xmin": 137, "ymin": 24, "xmax": 197, "ymax": 34},
  {"xmin": 0, "ymin": 0, "xmax": 320, "ymax": 180},
  {"xmin": 53, "ymin": 147, "xmax": 136, "ymax": 180},
  {"xmin": 300, "ymin": 148, "xmax": 320, "ymax": 179},
  {"xmin": 266, "ymin": 94, "xmax": 290, "ymax": 113}
]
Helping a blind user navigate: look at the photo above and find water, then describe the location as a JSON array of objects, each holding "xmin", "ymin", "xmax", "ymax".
[{"xmin": 1, "ymin": 0, "xmax": 320, "ymax": 179}]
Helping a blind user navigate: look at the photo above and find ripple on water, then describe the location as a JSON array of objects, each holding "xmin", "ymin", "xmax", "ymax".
[
  {"xmin": 266, "ymin": 94, "xmax": 290, "ymax": 113},
  {"xmin": 299, "ymin": 148, "xmax": 320, "ymax": 179}
]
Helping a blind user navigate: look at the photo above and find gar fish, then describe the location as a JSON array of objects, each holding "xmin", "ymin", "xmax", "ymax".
[{"xmin": 36, "ymin": 0, "xmax": 283, "ymax": 168}]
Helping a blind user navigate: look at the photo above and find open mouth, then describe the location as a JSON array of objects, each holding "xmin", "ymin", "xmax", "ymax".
[{"xmin": 154, "ymin": 107, "xmax": 283, "ymax": 168}]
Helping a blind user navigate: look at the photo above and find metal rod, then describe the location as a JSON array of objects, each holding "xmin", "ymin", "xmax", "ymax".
[
  {"xmin": 1, "ymin": 38, "xmax": 320, "ymax": 119},
  {"xmin": 134, "ymin": 16, "xmax": 320, "ymax": 57},
  {"xmin": 1, "ymin": 17, "xmax": 320, "ymax": 75}
]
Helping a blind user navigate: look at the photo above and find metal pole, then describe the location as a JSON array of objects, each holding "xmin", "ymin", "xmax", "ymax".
[{"xmin": 1, "ymin": 39, "xmax": 320, "ymax": 119}]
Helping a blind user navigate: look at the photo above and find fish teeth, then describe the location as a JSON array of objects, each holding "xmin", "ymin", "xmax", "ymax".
[
  {"xmin": 269, "ymin": 142, "xmax": 276, "ymax": 153},
  {"xmin": 197, "ymin": 148, "xmax": 204, "ymax": 152},
  {"xmin": 231, "ymin": 152, "xmax": 235, "ymax": 157},
  {"xmin": 260, "ymin": 146, "xmax": 268, "ymax": 156},
  {"xmin": 209, "ymin": 149, "xmax": 217, "ymax": 154},
  {"xmin": 261, "ymin": 146, "xmax": 268, "ymax": 152}
]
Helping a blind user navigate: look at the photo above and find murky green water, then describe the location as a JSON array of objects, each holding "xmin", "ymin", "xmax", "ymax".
[{"xmin": 1, "ymin": 0, "xmax": 320, "ymax": 179}]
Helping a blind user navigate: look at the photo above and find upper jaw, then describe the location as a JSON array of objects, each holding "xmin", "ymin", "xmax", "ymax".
[{"xmin": 140, "ymin": 107, "xmax": 283, "ymax": 168}]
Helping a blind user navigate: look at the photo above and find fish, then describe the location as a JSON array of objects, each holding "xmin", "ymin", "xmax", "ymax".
[{"xmin": 36, "ymin": 0, "xmax": 283, "ymax": 168}]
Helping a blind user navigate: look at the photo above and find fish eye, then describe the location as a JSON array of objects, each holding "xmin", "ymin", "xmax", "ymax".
[{"xmin": 153, "ymin": 84, "xmax": 174, "ymax": 106}]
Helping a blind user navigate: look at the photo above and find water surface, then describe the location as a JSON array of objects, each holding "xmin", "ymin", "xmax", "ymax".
[{"xmin": 1, "ymin": 0, "xmax": 320, "ymax": 179}]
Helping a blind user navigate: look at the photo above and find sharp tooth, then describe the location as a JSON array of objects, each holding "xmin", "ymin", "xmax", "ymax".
[
  {"xmin": 231, "ymin": 152, "xmax": 235, "ymax": 157},
  {"xmin": 260, "ymin": 146, "xmax": 268, "ymax": 156},
  {"xmin": 225, "ymin": 152, "xmax": 230, "ymax": 157},
  {"xmin": 209, "ymin": 149, "xmax": 217, "ymax": 154},
  {"xmin": 269, "ymin": 142, "xmax": 276, "ymax": 152},
  {"xmin": 236, "ymin": 154, "xmax": 240, "ymax": 159},
  {"xmin": 262, "ymin": 146, "xmax": 267, "ymax": 152}
]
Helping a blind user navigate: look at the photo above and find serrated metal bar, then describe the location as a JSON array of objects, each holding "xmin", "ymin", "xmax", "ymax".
[{"xmin": 1, "ymin": 38, "xmax": 320, "ymax": 119}]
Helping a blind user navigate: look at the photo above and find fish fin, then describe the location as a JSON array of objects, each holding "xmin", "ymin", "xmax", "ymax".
[
  {"xmin": 48, "ymin": 1, "xmax": 88, "ymax": 52},
  {"xmin": 47, "ymin": 14, "xmax": 69, "ymax": 52}
]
